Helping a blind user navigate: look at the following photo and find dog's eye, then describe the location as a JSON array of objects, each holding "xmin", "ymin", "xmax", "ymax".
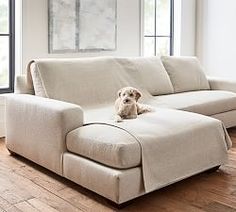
[
  {"xmin": 122, "ymin": 93, "xmax": 126, "ymax": 97},
  {"xmin": 130, "ymin": 93, "xmax": 134, "ymax": 97}
]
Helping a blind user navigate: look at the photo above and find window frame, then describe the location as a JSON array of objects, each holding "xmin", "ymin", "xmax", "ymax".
[
  {"xmin": 0, "ymin": 0, "xmax": 15, "ymax": 94},
  {"xmin": 142, "ymin": 0, "xmax": 174, "ymax": 56}
]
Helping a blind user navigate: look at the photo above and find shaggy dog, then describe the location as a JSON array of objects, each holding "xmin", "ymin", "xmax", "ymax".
[{"xmin": 115, "ymin": 87, "xmax": 153, "ymax": 122}]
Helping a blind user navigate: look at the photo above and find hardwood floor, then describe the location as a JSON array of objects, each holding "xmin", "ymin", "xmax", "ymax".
[{"xmin": 1, "ymin": 129, "xmax": 236, "ymax": 212}]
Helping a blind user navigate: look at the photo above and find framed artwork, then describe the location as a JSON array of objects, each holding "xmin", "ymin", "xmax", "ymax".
[{"xmin": 49, "ymin": 0, "xmax": 117, "ymax": 53}]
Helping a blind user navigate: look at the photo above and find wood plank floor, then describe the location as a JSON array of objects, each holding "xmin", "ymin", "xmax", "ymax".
[{"xmin": 1, "ymin": 129, "xmax": 236, "ymax": 212}]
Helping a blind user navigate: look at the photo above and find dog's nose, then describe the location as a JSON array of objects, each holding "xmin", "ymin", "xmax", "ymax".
[{"xmin": 123, "ymin": 99, "xmax": 130, "ymax": 104}]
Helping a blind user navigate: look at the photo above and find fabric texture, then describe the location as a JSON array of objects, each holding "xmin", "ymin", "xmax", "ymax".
[
  {"xmin": 66, "ymin": 124, "xmax": 141, "ymax": 169},
  {"xmin": 208, "ymin": 77, "xmax": 236, "ymax": 93},
  {"xmin": 15, "ymin": 75, "xmax": 34, "ymax": 94},
  {"xmin": 152, "ymin": 90, "xmax": 236, "ymax": 116},
  {"xmin": 29, "ymin": 57, "xmax": 152, "ymax": 107},
  {"xmin": 161, "ymin": 56, "xmax": 210, "ymax": 92},
  {"xmin": 23, "ymin": 57, "xmax": 232, "ymax": 193},
  {"xmin": 127, "ymin": 57, "xmax": 174, "ymax": 95},
  {"xmin": 83, "ymin": 108, "xmax": 231, "ymax": 193},
  {"xmin": 29, "ymin": 57, "xmax": 174, "ymax": 100},
  {"xmin": 6, "ymin": 94, "xmax": 84, "ymax": 175},
  {"xmin": 30, "ymin": 62, "xmax": 48, "ymax": 97},
  {"xmin": 8, "ymin": 57, "xmax": 234, "ymax": 202},
  {"xmin": 63, "ymin": 153, "xmax": 144, "ymax": 204},
  {"xmin": 211, "ymin": 110, "xmax": 236, "ymax": 128}
]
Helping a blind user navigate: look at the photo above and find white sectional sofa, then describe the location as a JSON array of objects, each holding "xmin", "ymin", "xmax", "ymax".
[{"xmin": 6, "ymin": 56, "xmax": 235, "ymax": 204}]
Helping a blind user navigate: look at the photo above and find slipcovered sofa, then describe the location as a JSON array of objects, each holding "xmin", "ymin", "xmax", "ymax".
[{"xmin": 6, "ymin": 56, "xmax": 235, "ymax": 204}]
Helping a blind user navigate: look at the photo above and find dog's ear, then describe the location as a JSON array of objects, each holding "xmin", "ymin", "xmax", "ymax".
[
  {"xmin": 117, "ymin": 88, "xmax": 123, "ymax": 97},
  {"xmin": 134, "ymin": 89, "xmax": 142, "ymax": 101}
]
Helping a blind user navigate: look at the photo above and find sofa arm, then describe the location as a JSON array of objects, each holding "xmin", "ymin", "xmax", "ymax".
[
  {"xmin": 6, "ymin": 94, "xmax": 84, "ymax": 175},
  {"xmin": 208, "ymin": 77, "xmax": 236, "ymax": 93}
]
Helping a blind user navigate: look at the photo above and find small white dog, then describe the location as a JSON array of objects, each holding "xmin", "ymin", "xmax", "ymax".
[{"xmin": 115, "ymin": 87, "xmax": 153, "ymax": 122}]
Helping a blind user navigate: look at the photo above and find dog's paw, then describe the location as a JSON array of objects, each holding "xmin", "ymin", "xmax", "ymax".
[
  {"xmin": 138, "ymin": 104, "xmax": 155, "ymax": 114},
  {"xmin": 146, "ymin": 106, "xmax": 155, "ymax": 112},
  {"xmin": 114, "ymin": 115, "xmax": 123, "ymax": 123}
]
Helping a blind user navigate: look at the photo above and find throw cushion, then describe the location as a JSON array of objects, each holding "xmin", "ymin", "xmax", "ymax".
[
  {"xmin": 129, "ymin": 56, "xmax": 174, "ymax": 95},
  {"xmin": 161, "ymin": 56, "xmax": 210, "ymax": 92}
]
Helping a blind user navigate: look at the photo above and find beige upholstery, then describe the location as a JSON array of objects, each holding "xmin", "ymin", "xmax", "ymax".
[
  {"xmin": 30, "ymin": 62, "xmax": 48, "ymax": 97},
  {"xmin": 6, "ymin": 94, "xmax": 84, "ymax": 175},
  {"xmin": 66, "ymin": 125, "xmax": 141, "ymax": 169},
  {"xmin": 212, "ymin": 110, "xmax": 236, "ymax": 128},
  {"xmin": 161, "ymin": 56, "xmax": 210, "ymax": 92},
  {"xmin": 14, "ymin": 75, "xmax": 34, "ymax": 94},
  {"xmin": 63, "ymin": 151, "xmax": 230, "ymax": 204},
  {"xmin": 29, "ymin": 57, "xmax": 155, "ymax": 107},
  {"xmin": 208, "ymin": 77, "xmax": 236, "ymax": 93},
  {"xmin": 127, "ymin": 57, "xmax": 174, "ymax": 95},
  {"xmin": 153, "ymin": 90, "xmax": 236, "ymax": 116},
  {"xmin": 63, "ymin": 153, "xmax": 144, "ymax": 204},
  {"xmin": 30, "ymin": 57, "xmax": 174, "ymax": 103},
  {"xmin": 84, "ymin": 108, "xmax": 230, "ymax": 193},
  {"xmin": 8, "ymin": 56, "xmax": 235, "ymax": 204}
]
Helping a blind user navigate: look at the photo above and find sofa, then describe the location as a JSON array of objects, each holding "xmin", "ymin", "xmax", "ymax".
[{"xmin": 6, "ymin": 56, "xmax": 235, "ymax": 204}]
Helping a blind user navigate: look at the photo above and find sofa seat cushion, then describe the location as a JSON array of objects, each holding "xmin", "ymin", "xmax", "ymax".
[
  {"xmin": 161, "ymin": 56, "xmax": 210, "ymax": 92},
  {"xmin": 66, "ymin": 125, "xmax": 141, "ymax": 169},
  {"xmin": 153, "ymin": 90, "xmax": 236, "ymax": 116}
]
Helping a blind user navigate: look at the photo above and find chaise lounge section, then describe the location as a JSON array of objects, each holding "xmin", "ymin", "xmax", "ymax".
[{"xmin": 6, "ymin": 56, "xmax": 235, "ymax": 204}]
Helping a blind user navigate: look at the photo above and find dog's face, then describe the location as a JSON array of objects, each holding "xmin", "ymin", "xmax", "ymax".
[{"xmin": 117, "ymin": 87, "xmax": 142, "ymax": 105}]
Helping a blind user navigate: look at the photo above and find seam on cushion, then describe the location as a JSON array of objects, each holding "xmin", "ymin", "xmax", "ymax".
[
  {"xmin": 132, "ymin": 58, "xmax": 174, "ymax": 95},
  {"xmin": 181, "ymin": 102, "xmax": 236, "ymax": 114},
  {"xmin": 83, "ymin": 123, "xmax": 143, "ymax": 167},
  {"xmin": 210, "ymin": 109, "xmax": 236, "ymax": 117},
  {"xmin": 66, "ymin": 146, "xmax": 140, "ymax": 170},
  {"xmin": 60, "ymin": 153, "xmax": 64, "ymax": 176}
]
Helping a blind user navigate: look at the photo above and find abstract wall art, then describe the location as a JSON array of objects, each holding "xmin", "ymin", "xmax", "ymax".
[{"xmin": 49, "ymin": 0, "xmax": 117, "ymax": 53}]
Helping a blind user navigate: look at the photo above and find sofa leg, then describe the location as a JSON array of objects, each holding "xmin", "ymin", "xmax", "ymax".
[
  {"xmin": 107, "ymin": 199, "xmax": 134, "ymax": 209},
  {"xmin": 206, "ymin": 165, "xmax": 221, "ymax": 173},
  {"xmin": 7, "ymin": 148, "xmax": 17, "ymax": 156}
]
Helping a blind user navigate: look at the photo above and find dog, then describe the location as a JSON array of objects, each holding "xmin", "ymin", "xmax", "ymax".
[{"xmin": 114, "ymin": 87, "xmax": 153, "ymax": 122}]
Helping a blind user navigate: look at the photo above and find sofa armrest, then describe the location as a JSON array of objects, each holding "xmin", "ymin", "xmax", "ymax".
[
  {"xmin": 207, "ymin": 77, "xmax": 236, "ymax": 93},
  {"xmin": 6, "ymin": 94, "xmax": 84, "ymax": 175}
]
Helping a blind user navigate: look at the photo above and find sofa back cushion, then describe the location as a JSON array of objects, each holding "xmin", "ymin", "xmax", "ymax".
[
  {"xmin": 128, "ymin": 57, "xmax": 174, "ymax": 95},
  {"xmin": 29, "ymin": 57, "xmax": 151, "ymax": 107},
  {"xmin": 161, "ymin": 56, "xmax": 210, "ymax": 93}
]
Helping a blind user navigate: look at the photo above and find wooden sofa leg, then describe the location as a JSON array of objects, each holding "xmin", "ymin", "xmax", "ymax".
[{"xmin": 205, "ymin": 165, "xmax": 220, "ymax": 174}]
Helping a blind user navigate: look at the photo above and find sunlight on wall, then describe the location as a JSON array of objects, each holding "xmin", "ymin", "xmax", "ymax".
[
  {"xmin": 15, "ymin": 0, "xmax": 22, "ymax": 75},
  {"xmin": 173, "ymin": 0, "xmax": 181, "ymax": 56}
]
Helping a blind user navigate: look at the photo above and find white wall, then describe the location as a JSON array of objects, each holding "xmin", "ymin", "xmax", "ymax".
[
  {"xmin": 21, "ymin": 0, "xmax": 141, "ymax": 72},
  {"xmin": 20, "ymin": 0, "xmax": 197, "ymax": 72},
  {"xmin": 173, "ymin": 0, "xmax": 196, "ymax": 56},
  {"xmin": 179, "ymin": 0, "xmax": 196, "ymax": 56},
  {"xmin": 196, "ymin": 0, "xmax": 236, "ymax": 78}
]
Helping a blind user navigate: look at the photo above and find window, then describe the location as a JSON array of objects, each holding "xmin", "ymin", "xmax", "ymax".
[
  {"xmin": 143, "ymin": 0, "xmax": 174, "ymax": 56},
  {"xmin": 0, "ymin": 0, "xmax": 14, "ymax": 93}
]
